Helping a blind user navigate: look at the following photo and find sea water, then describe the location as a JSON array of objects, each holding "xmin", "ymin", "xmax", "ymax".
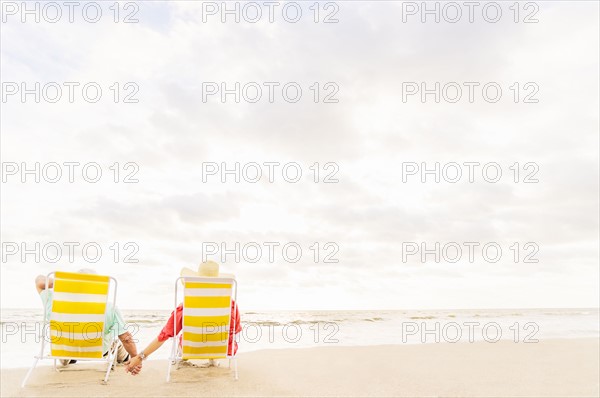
[{"xmin": 1, "ymin": 308, "xmax": 598, "ymax": 369}]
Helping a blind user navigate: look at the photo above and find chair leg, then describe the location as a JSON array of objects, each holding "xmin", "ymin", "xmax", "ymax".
[
  {"xmin": 21, "ymin": 357, "xmax": 39, "ymax": 388},
  {"xmin": 228, "ymin": 359, "xmax": 231, "ymax": 369},
  {"xmin": 167, "ymin": 337, "xmax": 177, "ymax": 382},
  {"xmin": 166, "ymin": 359, "xmax": 173, "ymax": 382},
  {"xmin": 103, "ymin": 343, "xmax": 118, "ymax": 383},
  {"xmin": 103, "ymin": 361, "xmax": 112, "ymax": 383},
  {"xmin": 233, "ymin": 358, "xmax": 238, "ymax": 381}
]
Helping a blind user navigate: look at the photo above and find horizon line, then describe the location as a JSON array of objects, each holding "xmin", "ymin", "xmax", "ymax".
[{"xmin": 1, "ymin": 306, "xmax": 599, "ymax": 312}]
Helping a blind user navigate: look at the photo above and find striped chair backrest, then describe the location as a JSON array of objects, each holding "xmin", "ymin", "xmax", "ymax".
[
  {"xmin": 49, "ymin": 271, "xmax": 109, "ymax": 359},
  {"xmin": 182, "ymin": 279, "xmax": 233, "ymax": 360}
]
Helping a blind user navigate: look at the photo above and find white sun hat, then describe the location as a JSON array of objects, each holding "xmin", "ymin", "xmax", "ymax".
[{"xmin": 180, "ymin": 260, "xmax": 235, "ymax": 279}]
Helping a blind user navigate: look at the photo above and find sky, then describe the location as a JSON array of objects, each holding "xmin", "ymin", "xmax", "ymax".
[{"xmin": 1, "ymin": 1, "xmax": 598, "ymax": 310}]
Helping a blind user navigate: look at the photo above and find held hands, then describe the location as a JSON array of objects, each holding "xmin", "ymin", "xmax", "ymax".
[{"xmin": 125, "ymin": 356, "xmax": 143, "ymax": 375}]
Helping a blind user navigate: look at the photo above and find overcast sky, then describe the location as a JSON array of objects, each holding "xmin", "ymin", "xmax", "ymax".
[{"xmin": 1, "ymin": 1, "xmax": 598, "ymax": 310}]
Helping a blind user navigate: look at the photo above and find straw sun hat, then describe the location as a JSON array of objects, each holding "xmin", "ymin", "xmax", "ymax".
[{"xmin": 180, "ymin": 260, "xmax": 234, "ymax": 279}]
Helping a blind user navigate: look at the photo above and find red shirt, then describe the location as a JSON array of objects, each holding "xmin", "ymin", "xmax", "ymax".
[{"xmin": 158, "ymin": 301, "xmax": 241, "ymax": 356}]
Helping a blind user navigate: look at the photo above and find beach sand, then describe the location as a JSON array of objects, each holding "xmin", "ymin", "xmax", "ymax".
[{"xmin": 2, "ymin": 339, "xmax": 598, "ymax": 397}]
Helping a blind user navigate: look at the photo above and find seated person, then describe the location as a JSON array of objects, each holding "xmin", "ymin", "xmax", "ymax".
[
  {"xmin": 125, "ymin": 261, "xmax": 241, "ymax": 375},
  {"xmin": 36, "ymin": 268, "xmax": 140, "ymax": 369}
]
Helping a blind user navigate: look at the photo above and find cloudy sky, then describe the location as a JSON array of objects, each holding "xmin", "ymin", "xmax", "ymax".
[{"xmin": 1, "ymin": 1, "xmax": 598, "ymax": 310}]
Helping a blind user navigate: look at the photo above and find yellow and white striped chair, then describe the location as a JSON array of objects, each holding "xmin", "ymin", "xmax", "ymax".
[
  {"xmin": 167, "ymin": 276, "xmax": 238, "ymax": 382},
  {"xmin": 22, "ymin": 271, "xmax": 119, "ymax": 387}
]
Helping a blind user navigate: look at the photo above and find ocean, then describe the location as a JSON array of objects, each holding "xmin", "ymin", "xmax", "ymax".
[{"xmin": 1, "ymin": 308, "xmax": 598, "ymax": 369}]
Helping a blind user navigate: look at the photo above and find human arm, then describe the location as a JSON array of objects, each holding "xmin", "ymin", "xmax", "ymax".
[
  {"xmin": 227, "ymin": 302, "xmax": 241, "ymax": 356},
  {"xmin": 125, "ymin": 337, "xmax": 165, "ymax": 375},
  {"xmin": 35, "ymin": 275, "xmax": 53, "ymax": 294},
  {"xmin": 118, "ymin": 331, "xmax": 138, "ymax": 359},
  {"xmin": 125, "ymin": 305, "xmax": 182, "ymax": 375}
]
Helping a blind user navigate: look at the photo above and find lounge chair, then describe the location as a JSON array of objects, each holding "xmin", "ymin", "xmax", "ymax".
[
  {"xmin": 166, "ymin": 276, "xmax": 238, "ymax": 381},
  {"xmin": 21, "ymin": 271, "xmax": 119, "ymax": 387}
]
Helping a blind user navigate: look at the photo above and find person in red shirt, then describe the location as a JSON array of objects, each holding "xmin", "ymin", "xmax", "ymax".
[{"xmin": 125, "ymin": 261, "xmax": 240, "ymax": 375}]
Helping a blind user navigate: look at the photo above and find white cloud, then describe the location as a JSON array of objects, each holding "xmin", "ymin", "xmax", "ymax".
[{"xmin": 1, "ymin": 1, "xmax": 598, "ymax": 310}]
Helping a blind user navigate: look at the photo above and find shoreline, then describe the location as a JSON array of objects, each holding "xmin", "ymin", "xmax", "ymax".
[{"xmin": 2, "ymin": 338, "xmax": 599, "ymax": 397}]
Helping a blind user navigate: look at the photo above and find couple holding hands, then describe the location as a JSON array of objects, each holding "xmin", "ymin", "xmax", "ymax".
[{"xmin": 36, "ymin": 261, "xmax": 241, "ymax": 376}]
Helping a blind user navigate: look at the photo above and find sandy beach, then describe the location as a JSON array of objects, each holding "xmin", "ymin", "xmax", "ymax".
[{"xmin": 2, "ymin": 339, "xmax": 598, "ymax": 398}]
